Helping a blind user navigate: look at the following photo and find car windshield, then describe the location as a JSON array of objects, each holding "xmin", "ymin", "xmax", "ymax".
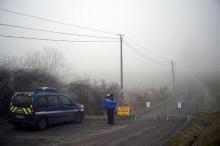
[{"xmin": 12, "ymin": 95, "xmax": 31, "ymax": 108}]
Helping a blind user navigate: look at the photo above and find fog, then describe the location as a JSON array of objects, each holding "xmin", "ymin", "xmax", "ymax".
[{"xmin": 0, "ymin": 0, "xmax": 220, "ymax": 90}]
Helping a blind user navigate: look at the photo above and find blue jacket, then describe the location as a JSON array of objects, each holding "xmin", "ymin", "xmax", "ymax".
[{"xmin": 103, "ymin": 97, "xmax": 117, "ymax": 109}]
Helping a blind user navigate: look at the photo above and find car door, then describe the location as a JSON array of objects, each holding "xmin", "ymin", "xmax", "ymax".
[
  {"xmin": 46, "ymin": 95, "xmax": 62, "ymax": 124},
  {"xmin": 59, "ymin": 95, "xmax": 77, "ymax": 122},
  {"xmin": 36, "ymin": 96, "xmax": 48, "ymax": 120}
]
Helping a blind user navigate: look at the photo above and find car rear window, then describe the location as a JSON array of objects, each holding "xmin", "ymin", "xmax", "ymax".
[{"xmin": 12, "ymin": 95, "xmax": 31, "ymax": 107}]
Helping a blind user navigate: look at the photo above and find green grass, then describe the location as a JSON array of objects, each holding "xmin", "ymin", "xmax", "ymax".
[
  {"xmin": 84, "ymin": 115, "xmax": 107, "ymax": 120},
  {"xmin": 197, "ymin": 122, "xmax": 220, "ymax": 146},
  {"xmin": 84, "ymin": 114, "xmax": 135, "ymax": 121},
  {"xmin": 165, "ymin": 112, "xmax": 220, "ymax": 146}
]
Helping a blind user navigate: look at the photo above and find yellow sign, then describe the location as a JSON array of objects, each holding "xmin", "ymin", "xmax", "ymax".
[{"xmin": 117, "ymin": 106, "xmax": 130, "ymax": 116}]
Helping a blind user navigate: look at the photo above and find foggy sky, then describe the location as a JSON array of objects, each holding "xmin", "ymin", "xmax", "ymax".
[{"xmin": 0, "ymin": 0, "xmax": 220, "ymax": 89}]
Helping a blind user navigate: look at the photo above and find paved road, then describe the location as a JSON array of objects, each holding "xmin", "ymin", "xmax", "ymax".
[
  {"xmin": 65, "ymin": 118, "xmax": 186, "ymax": 146},
  {"xmin": 0, "ymin": 119, "xmax": 131, "ymax": 146},
  {"xmin": 0, "ymin": 117, "xmax": 186, "ymax": 146}
]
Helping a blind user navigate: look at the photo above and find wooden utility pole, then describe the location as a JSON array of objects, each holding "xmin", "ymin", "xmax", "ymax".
[
  {"xmin": 119, "ymin": 34, "xmax": 124, "ymax": 103},
  {"xmin": 171, "ymin": 60, "xmax": 175, "ymax": 90}
]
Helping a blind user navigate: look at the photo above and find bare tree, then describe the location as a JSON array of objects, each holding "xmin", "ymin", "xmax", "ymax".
[
  {"xmin": 0, "ymin": 56, "xmax": 22, "ymax": 70},
  {"xmin": 22, "ymin": 48, "xmax": 75, "ymax": 81},
  {"xmin": 23, "ymin": 48, "xmax": 65, "ymax": 73}
]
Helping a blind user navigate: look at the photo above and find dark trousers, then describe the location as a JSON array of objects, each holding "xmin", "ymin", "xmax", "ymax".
[{"xmin": 106, "ymin": 108, "xmax": 115, "ymax": 125}]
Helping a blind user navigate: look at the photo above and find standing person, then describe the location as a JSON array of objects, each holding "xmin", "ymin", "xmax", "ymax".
[{"xmin": 103, "ymin": 93, "xmax": 117, "ymax": 125}]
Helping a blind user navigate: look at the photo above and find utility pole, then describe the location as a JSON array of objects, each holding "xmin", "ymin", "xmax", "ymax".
[
  {"xmin": 119, "ymin": 34, "xmax": 124, "ymax": 104},
  {"xmin": 171, "ymin": 60, "xmax": 175, "ymax": 90}
]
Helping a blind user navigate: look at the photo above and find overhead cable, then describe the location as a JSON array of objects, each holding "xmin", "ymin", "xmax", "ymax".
[
  {"xmin": 124, "ymin": 36, "xmax": 170, "ymax": 62},
  {"xmin": 0, "ymin": 23, "xmax": 119, "ymax": 39},
  {"xmin": 124, "ymin": 41, "xmax": 169, "ymax": 65},
  {"xmin": 0, "ymin": 8, "xmax": 117, "ymax": 35},
  {"xmin": 0, "ymin": 34, "xmax": 120, "ymax": 43}
]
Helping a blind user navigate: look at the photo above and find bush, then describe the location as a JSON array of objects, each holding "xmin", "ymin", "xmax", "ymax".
[{"xmin": 67, "ymin": 79, "xmax": 120, "ymax": 115}]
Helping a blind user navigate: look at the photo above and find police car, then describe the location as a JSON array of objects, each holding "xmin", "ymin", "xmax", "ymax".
[{"xmin": 8, "ymin": 87, "xmax": 85, "ymax": 130}]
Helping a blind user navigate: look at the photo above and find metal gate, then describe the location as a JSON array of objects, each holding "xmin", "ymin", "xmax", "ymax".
[{"xmin": 134, "ymin": 101, "xmax": 201, "ymax": 121}]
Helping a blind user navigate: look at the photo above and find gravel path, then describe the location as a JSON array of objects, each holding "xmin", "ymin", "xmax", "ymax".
[{"xmin": 0, "ymin": 118, "xmax": 186, "ymax": 146}]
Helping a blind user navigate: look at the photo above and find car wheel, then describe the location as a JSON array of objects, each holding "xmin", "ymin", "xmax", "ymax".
[
  {"xmin": 74, "ymin": 112, "xmax": 84, "ymax": 124},
  {"xmin": 37, "ymin": 118, "xmax": 47, "ymax": 130}
]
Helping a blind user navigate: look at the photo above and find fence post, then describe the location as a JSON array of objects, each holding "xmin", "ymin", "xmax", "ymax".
[{"xmin": 187, "ymin": 116, "xmax": 190, "ymax": 122}]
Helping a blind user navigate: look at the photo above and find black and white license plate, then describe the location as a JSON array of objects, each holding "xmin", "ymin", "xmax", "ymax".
[{"xmin": 16, "ymin": 115, "xmax": 24, "ymax": 119}]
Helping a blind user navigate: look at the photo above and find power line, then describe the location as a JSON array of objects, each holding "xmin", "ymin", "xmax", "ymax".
[
  {"xmin": 0, "ymin": 23, "xmax": 119, "ymax": 39},
  {"xmin": 0, "ymin": 34, "xmax": 120, "ymax": 43},
  {"xmin": 124, "ymin": 36, "xmax": 170, "ymax": 62},
  {"xmin": 0, "ymin": 8, "xmax": 117, "ymax": 35},
  {"xmin": 124, "ymin": 40, "xmax": 169, "ymax": 65},
  {"xmin": 126, "ymin": 42, "xmax": 169, "ymax": 65}
]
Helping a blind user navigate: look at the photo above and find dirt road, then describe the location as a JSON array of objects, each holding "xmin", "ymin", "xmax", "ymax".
[{"xmin": 0, "ymin": 117, "xmax": 186, "ymax": 146}]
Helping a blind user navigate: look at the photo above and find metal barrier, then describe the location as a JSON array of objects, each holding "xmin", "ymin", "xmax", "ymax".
[{"xmin": 134, "ymin": 101, "xmax": 200, "ymax": 122}]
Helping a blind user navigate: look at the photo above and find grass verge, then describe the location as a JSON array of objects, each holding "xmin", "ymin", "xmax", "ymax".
[
  {"xmin": 165, "ymin": 112, "xmax": 220, "ymax": 146},
  {"xmin": 84, "ymin": 115, "xmax": 107, "ymax": 120},
  {"xmin": 84, "ymin": 114, "xmax": 135, "ymax": 121}
]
